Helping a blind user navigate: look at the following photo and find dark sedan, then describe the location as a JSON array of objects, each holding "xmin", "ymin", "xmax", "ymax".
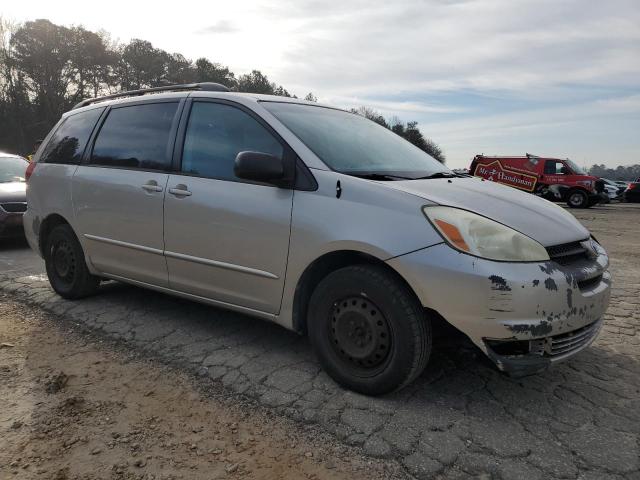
[
  {"xmin": 624, "ymin": 182, "xmax": 640, "ymax": 203},
  {"xmin": 0, "ymin": 154, "xmax": 28, "ymax": 238}
]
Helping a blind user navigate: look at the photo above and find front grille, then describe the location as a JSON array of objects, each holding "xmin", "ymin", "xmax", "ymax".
[
  {"xmin": 546, "ymin": 240, "xmax": 589, "ymax": 266},
  {"xmin": 487, "ymin": 319, "xmax": 602, "ymax": 360},
  {"xmin": 526, "ymin": 320, "xmax": 602, "ymax": 359},
  {"xmin": 0, "ymin": 202, "xmax": 27, "ymax": 213},
  {"xmin": 548, "ymin": 320, "xmax": 601, "ymax": 357}
]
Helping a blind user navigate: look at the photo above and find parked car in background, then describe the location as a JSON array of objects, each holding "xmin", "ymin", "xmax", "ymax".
[
  {"xmin": 601, "ymin": 178, "xmax": 625, "ymax": 201},
  {"xmin": 470, "ymin": 154, "xmax": 605, "ymax": 208},
  {"xmin": 24, "ymin": 83, "xmax": 611, "ymax": 394},
  {"xmin": 624, "ymin": 182, "xmax": 640, "ymax": 203},
  {"xmin": 0, "ymin": 153, "xmax": 28, "ymax": 239}
]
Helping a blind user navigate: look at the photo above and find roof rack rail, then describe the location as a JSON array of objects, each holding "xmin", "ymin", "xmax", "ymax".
[{"xmin": 72, "ymin": 82, "xmax": 231, "ymax": 110}]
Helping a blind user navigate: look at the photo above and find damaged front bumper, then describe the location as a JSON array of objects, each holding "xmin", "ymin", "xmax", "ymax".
[{"xmin": 387, "ymin": 240, "xmax": 611, "ymax": 377}]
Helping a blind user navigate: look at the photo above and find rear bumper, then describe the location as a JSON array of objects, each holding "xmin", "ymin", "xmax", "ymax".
[{"xmin": 387, "ymin": 242, "xmax": 611, "ymax": 375}]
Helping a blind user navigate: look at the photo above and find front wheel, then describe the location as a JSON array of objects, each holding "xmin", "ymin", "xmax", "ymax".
[
  {"xmin": 44, "ymin": 224, "xmax": 100, "ymax": 299},
  {"xmin": 567, "ymin": 190, "xmax": 589, "ymax": 208},
  {"xmin": 307, "ymin": 264, "xmax": 431, "ymax": 395}
]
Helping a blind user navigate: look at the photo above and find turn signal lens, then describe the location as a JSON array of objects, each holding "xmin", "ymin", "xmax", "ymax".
[{"xmin": 433, "ymin": 219, "xmax": 470, "ymax": 252}]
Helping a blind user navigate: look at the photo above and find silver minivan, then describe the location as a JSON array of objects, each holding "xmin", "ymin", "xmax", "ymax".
[{"xmin": 24, "ymin": 83, "xmax": 611, "ymax": 395}]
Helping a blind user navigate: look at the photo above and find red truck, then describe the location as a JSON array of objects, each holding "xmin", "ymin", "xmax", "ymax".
[{"xmin": 470, "ymin": 154, "xmax": 605, "ymax": 208}]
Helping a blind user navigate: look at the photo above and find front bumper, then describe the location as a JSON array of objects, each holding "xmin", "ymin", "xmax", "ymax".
[
  {"xmin": 0, "ymin": 209, "xmax": 25, "ymax": 239},
  {"xmin": 387, "ymin": 242, "xmax": 611, "ymax": 376}
]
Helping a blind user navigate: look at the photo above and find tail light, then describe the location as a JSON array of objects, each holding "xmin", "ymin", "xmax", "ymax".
[
  {"xmin": 628, "ymin": 183, "xmax": 636, "ymax": 191},
  {"xmin": 25, "ymin": 161, "xmax": 36, "ymax": 182}
]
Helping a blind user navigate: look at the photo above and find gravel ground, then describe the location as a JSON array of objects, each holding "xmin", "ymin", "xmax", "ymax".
[
  {"xmin": 0, "ymin": 202, "xmax": 638, "ymax": 479},
  {"xmin": 0, "ymin": 300, "xmax": 398, "ymax": 479}
]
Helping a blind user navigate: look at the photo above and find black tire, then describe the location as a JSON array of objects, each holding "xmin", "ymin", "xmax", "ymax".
[
  {"xmin": 44, "ymin": 224, "xmax": 100, "ymax": 299},
  {"xmin": 307, "ymin": 264, "xmax": 431, "ymax": 395},
  {"xmin": 566, "ymin": 189, "xmax": 589, "ymax": 208}
]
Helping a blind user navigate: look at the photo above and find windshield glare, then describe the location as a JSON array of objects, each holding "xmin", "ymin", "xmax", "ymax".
[
  {"xmin": 262, "ymin": 102, "xmax": 449, "ymax": 179},
  {"xmin": 0, "ymin": 157, "xmax": 27, "ymax": 183},
  {"xmin": 565, "ymin": 159, "xmax": 586, "ymax": 175}
]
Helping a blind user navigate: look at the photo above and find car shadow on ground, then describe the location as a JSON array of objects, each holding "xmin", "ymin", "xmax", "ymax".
[
  {"xmin": 0, "ymin": 236, "xmax": 29, "ymax": 250},
  {"xmin": 90, "ymin": 280, "xmax": 639, "ymax": 416}
]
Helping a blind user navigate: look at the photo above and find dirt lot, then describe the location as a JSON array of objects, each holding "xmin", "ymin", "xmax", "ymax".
[
  {"xmin": 0, "ymin": 300, "xmax": 394, "ymax": 479},
  {"xmin": 0, "ymin": 202, "xmax": 638, "ymax": 480}
]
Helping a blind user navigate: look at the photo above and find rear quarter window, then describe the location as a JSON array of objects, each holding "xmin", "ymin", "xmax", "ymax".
[{"xmin": 40, "ymin": 108, "xmax": 105, "ymax": 165}]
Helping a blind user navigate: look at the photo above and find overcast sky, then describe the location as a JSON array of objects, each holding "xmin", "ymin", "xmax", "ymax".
[{"xmin": 4, "ymin": 0, "xmax": 639, "ymax": 168}]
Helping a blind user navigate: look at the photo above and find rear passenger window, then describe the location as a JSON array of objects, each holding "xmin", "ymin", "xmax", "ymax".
[
  {"xmin": 40, "ymin": 107, "xmax": 104, "ymax": 165},
  {"xmin": 181, "ymin": 102, "xmax": 283, "ymax": 181},
  {"xmin": 91, "ymin": 103, "xmax": 178, "ymax": 170}
]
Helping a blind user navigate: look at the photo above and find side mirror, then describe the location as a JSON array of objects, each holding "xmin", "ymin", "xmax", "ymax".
[
  {"xmin": 234, "ymin": 151, "xmax": 285, "ymax": 184},
  {"xmin": 560, "ymin": 166, "xmax": 570, "ymax": 175}
]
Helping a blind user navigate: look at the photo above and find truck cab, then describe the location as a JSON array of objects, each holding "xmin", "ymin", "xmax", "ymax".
[{"xmin": 470, "ymin": 154, "xmax": 605, "ymax": 208}]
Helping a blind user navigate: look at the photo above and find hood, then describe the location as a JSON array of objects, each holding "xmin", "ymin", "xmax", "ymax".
[
  {"xmin": 383, "ymin": 177, "xmax": 589, "ymax": 247},
  {"xmin": 0, "ymin": 182, "xmax": 27, "ymax": 203}
]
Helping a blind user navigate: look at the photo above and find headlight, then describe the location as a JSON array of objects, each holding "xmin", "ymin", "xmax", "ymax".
[{"xmin": 423, "ymin": 206, "xmax": 550, "ymax": 262}]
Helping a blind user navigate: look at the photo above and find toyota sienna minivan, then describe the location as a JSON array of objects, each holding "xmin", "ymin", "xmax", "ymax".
[{"xmin": 24, "ymin": 83, "xmax": 611, "ymax": 395}]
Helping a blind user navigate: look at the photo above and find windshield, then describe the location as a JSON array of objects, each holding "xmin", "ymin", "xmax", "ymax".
[
  {"xmin": 262, "ymin": 102, "xmax": 449, "ymax": 179},
  {"xmin": 0, "ymin": 157, "xmax": 27, "ymax": 183},
  {"xmin": 565, "ymin": 159, "xmax": 586, "ymax": 175}
]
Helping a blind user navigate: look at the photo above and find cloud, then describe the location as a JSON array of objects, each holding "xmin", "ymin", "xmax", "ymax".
[
  {"xmin": 7, "ymin": 0, "xmax": 637, "ymax": 168},
  {"xmin": 264, "ymin": 0, "xmax": 639, "ymax": 101},
  {"xmin": 196, "ymin": 20, "xmax": 237, "ymax": 35},
  {"xmin": 248, "ymin": 0, "xmax": 639, "ymax": 167}
]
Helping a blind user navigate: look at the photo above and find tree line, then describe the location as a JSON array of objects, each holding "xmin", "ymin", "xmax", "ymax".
[
  {"xmin": 0, "ymin": 18, "xmax": 445, "ymax": 162},
  {"xmin": 588, "ymin": 164, "xmax": 640, "ymax": 181}
]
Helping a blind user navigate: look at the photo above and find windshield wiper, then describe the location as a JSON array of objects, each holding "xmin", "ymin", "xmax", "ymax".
[
  {"xmin": 414, "ymin": 171, "xmax": 458, "ymax": 180},
  {"xmin": 348, "ymin": 172, "xmax": 415, "ymax": 181}
]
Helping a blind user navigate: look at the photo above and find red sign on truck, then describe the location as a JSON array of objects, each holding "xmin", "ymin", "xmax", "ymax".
[
  {"xmin": 469, "ymin": 154, "xmax": 605, "ymax": 208},
  {"xmin": 473, "ymin": 160, "xmax": 537, "ymax": 192}
]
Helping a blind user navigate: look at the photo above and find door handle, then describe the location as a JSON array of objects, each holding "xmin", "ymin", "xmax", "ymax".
[
  {"xmin": 141, "ymin": 181, "xmax": 163, "ymax": 192},
  {"xmin": 169, "ymin": 184, "xmax": 192, "ymax": 197}
]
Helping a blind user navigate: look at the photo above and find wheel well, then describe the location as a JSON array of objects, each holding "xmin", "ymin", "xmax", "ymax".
[
  {"xmin": 291, "ymin": 250, "xmax": 420, "ymax": 334},
  {"xmin": 38, "ymin": 214, "xmax": 71, "ymax": 256}
]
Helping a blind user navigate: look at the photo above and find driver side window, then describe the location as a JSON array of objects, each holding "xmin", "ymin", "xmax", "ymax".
[{"xmin": 544, "ymin": 160, "xmax": 566, "ymax": 175}]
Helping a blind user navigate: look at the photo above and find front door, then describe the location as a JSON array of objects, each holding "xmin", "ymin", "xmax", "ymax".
[
  {"xmin": 542, "ymin": 159, "xmax": 571, "ymax": 187},
  {"xmin": 73, "ymin": 101, "xmax": 181, "ymax": 286},
  {"xmin": 163, "ymin": 100, "xmax": 293, "ymax": 314}
]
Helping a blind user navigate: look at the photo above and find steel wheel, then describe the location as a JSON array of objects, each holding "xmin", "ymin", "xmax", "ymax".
[
  {"xmin": 329, "ymin": 296, "xmax": 391, "ymax": 372},
  {"xmin": 44, "ymin": 224, "xmax": 100, "ymax": 299},
  {"xmin": 568, "ymin": 190, "xmax": 587, "ymax": 208},
  {"xmin": 51, "ymin": 239, "xmax": 76, "ymax": 285}
]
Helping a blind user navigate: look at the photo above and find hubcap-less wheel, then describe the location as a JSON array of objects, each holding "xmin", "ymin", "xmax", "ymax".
[
  {"xmin": 44, "ymin": 224, "xmax": 100, "ymax": 299},
  {"xmin": 330, "ymin": 296, "xmax": 391, "ymax": 370},
  {"xmin": 52, "ymin": 240, "xmax": 76, "ymax": 284},
  {"xmin": 569, "ymin": 192, "xmax": 585, "ymax": 207},
  {"xmin": 307, "ymin": 265, "xmax": 432, "ymax": 395}
]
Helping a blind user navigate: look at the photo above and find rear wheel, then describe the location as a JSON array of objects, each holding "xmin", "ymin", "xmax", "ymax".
[
  {"xmin": 567, "ymin": 189, "xmax": 589, "ymax": 208},
  {"xmin": 307, "ymin": 264, "xmax": 431, "ymax": 395},
  {"xmin": 44, "ymin": 224, "xmax": 100, "ymax": 299}
]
